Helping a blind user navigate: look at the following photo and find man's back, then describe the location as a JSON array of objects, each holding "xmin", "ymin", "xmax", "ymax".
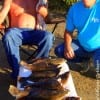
[{"xmin": 9, "ymin": 0, "xmax": 38, "ymax": 29}]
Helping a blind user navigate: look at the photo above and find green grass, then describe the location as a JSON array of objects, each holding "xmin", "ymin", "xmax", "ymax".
[{"xmin": 48, "ymin": 0, "xmax": 79, "ymax": 13}]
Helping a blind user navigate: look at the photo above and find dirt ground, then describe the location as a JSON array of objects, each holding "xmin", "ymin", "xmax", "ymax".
[{"xmin": 0, "ymin": 23, "xmax": 99, "ymax": 100}]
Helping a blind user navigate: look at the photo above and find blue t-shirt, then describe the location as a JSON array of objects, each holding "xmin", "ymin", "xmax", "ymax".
[{"xmin": 66, "ymin": 0, "xmax": 100, "ymax": 51}]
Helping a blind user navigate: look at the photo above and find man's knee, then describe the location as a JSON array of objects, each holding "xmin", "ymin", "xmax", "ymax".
[
  {"xmin": 2, "ymin": 28, "xmax": 15, "ymax": 43},
  {"xmin": 2, "ymin": 28, "xmax": 22, "ymax": 47},
  {"xmin": 55, "ymin": 44, "xmax": 64, "ymax": 57},
  {"xmin": 55, "ymin": 46, "xmax": 60, "ymax": 56}
]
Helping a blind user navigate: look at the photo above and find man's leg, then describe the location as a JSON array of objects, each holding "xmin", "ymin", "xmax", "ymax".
[
  {"xmin": 55, "ymin": 39, "xmax": 91, "ymax": 63},
  {"xmin": 2, "ymin": 28, "xmax": 23, "ymax": 79},
  {"xmin": 27, "ymin": 29, "xmax": 54, "ymax": 58},
  {"xmin": 2, "ymin": 28, "xmax": 54, "ymax": 79}
]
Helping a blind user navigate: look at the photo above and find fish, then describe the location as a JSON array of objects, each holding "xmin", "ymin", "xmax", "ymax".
[
  {"xmin": 27, "ymin": 87, "xmax": 69, "ymax": 100},
  {"xmin": 9, "ymin": 78, "xmax": 69, "ymax": 100},
  {"xmin": 12, "ymin": 58, "xmax": 69, "ymax": 100},
  {"xmin": 25, "ymin": 78, "xmax": 65, "ymax": 90},
  {"xmin": 19, "ymin": 58, "xmax": 66, "ymax": 72}
]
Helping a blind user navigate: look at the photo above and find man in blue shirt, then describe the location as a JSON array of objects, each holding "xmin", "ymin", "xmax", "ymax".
[{"xmin": 55, "ymin": 0, "xmax": 100, "ymax": 73}]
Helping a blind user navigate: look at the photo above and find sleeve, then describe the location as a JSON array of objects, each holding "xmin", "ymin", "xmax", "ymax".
[
  {"xmin": 65, "ymin": 6, "xmax": 75, "ymax": 33},
  {"xmin": 41, "ymin": 0, "xmax": 48, "ymax": 6}
]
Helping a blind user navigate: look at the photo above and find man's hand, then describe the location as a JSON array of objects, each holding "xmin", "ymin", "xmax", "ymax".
[
  {"xmin": 64, "ymin": 30, "xmax": 75, "ymax": 59},
  {"xmin": 38, "ymin": 6, "xmax": 48, "ymax": 18},
  {"xmin": 64, "ymin": 45, "xmax": 75, "ymax": 59}
]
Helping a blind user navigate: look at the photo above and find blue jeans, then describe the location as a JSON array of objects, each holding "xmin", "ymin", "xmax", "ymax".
[
  {"xmin": 2, "ymin": 28, "xmax": 54, "ymax": 78},
  {"xmin": 55, "ymin": 39, "xmax": 100, "ymax": 67}
]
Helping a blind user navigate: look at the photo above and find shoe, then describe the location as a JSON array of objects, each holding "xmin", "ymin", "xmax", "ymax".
[
  {"xmin": 17, "ymin": 65, "xmax": 32, "ymax": 90},
  {"xmin": 64, "ymin": 96, "xmax": 81, "ymax": 100},
  {"xmin": 80, "ymin": 61, "xmax": 90, "ymax": 74}
]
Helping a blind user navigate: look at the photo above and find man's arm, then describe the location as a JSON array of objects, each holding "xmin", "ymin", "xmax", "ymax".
[
  {"xmin": 64, "ymin": 30, "xmax": 75, "ymax": 59},
  {"xmin": 0, "ymin": 0, "xmax": 12, "ymax": 24},
  {"xmin": 36, "ymin": 0, "xmax": 48, "ymax": 18}
]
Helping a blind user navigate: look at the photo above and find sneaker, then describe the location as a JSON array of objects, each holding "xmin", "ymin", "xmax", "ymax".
[
  {"xmin": 80, "ymin": 61, "xmax": 90, "ymax": 74},
  {"xmin": 17, "ymin": 66, "xmax": 32, "ymax": 90}
]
